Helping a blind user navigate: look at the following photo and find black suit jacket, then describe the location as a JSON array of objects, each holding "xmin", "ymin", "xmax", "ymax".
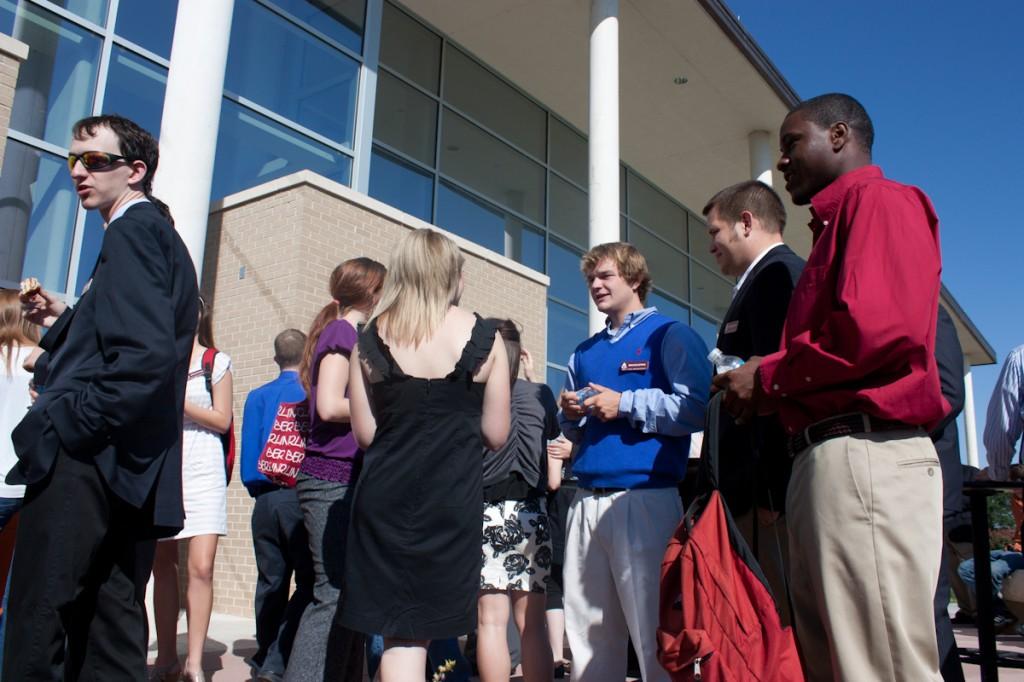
[
  {"xmin": 931, "ymin": 305, "xmax": 966, "ymax": 525},
  {"xmin": 715, "ymin": 244, "xmax": 805, "ymax": 516},
  {"xmin": 10, "ymin": 202, "xmax": 198, "ymax": 535}
]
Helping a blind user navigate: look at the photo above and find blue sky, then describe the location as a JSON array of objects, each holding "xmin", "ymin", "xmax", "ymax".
[{"xmin": 726, "ymin": 0, "xmax": 1023, "ymax": 468}]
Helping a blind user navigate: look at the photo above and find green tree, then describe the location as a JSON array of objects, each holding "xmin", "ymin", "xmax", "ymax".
[{"xmin": 989, "ymin": 492, "xmax": 1017, "ymax": 550}]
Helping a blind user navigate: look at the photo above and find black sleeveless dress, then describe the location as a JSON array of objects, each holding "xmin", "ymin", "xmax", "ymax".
[{"xmin": 339, "ymin": 316, "xmax": 497, "ymax": 640}]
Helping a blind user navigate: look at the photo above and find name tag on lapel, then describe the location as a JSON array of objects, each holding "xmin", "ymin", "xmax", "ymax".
[
  {"xmin": 724, "ymin": 320, "xmax": 739, "ymax": 334},
  {"xmin": 620, "ymin": 360, "xmax": 649, "ymax": 373}
]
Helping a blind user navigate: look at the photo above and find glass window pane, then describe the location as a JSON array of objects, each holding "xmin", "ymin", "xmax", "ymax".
[
  {"xmin": 550, "ymin": 118, "xmax": 586, "ymax": 188},
  {"xmin": 547, "ymin": 239, "xmax": 587, "ymax": 311},
  {"xmin": 629, "ymin": 222, "xmax": 688, "ymax": 301},
  {"xmin": 102, "ymin": 46, "xmax": 167, "ymax": 137},
  {"xmin": 648, "ymin": 290, "xmax": 689, "ymax": 326},
  {"xmin": 3, "ymin": 2, "xmax": 102, "ymax": 148},
  {"xmin": 373, "ymin": 70, "xmax": 437, "ymax": 166},
  {"xmin": 692, "ymin": 262, "xmax": 733, "ymax": 322},
  {"xmin": 379, "ymin": 2, "xmax": 440, "ymax": 94},
  {"xmin": 626, "ymin": 171, "xmax": 686, "ymax": 251},
  {"xmin": 620, "ymin": 163, "xmax": 626, "ymax": 214},
  {"xmin": 436, "ymin": 181, "xmax": 504, "ymax": 254},
  {"xmin": 549, "ymin": 174, "xmax": 587, "ymax": 247},
  {"xmin": 48, "ymin": 0, "xmax": 107, "ymax": 25},
  {"xmin": 116, "ymin": 0, "xmax": 177, "ymax": 58},
  {"xmin": 689, "ymin": 212, "xmax": 719, "ymax": 271},
  {"xmin": 368, "ymin": 147, "xmax": 432, "ymax": 222},
  {"xmin": 691, "ymin": 311, "xmax": 720, "ymax": 352},
  {"xmin": 74, "ymin": 209, "xmax": 104, "ymax": 295},
  {"xmin": 212, "ymin": 99, "xmax": 352, "ymax": 199},
  {"xmin": 226, "ymin": 0, "xmax": 360, "ymax": 145},
  {"xmin": 546, "ymin": 365, "xmax": 568, "ymax": 398},
  {"xmin": 548, "ymin": 300, "xmax": 587, "ymax": 370},
  {"xmin": 443, "ymin": 44, "xmax": 545, "ymax": 160},
  {"xmin": 505, "ymin": 219, "xmax": 544, "ymax": 272},
  {"xmin": 265, "ymin": 0, "xmax": 364, "ymax": 54},
  {"xmin": 0, "ymin": 141, "xmax": 79, "ymax": 292},
  {"xmin": 440, "ymin": 109, "xmax": 544, "ymax": 223}
]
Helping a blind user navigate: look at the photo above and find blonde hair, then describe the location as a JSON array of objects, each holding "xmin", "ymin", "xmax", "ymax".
[
  {"xmin": 369, "ymin": 229, "xmax": 464, "ymax": 346},
  {"xmin": 0, "ymin": 288, "xmax": 40, "ymax": 376}
]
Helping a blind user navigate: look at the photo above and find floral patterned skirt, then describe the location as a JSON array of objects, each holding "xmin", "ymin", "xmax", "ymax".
[{"xmin": 480, "ymin": 497, "xmax": 552, "ymax": 592}]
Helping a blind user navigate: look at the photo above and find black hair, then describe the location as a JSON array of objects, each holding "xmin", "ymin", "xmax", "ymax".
[
  {"xmin": 71, "ymin": 114, "xmax": 175, "ymax": 226},
  {"xmin": 485, "ymin": 318, "xmax": 521, "ymax": 385},
  {"xmin": 792, "ymin": 93, "xmax": 874, "ymax": 152}
]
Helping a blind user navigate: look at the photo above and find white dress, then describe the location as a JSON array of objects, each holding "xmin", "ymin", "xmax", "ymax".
[
  {"xmin": 169, "ymin": 350, "xmax": 231, "ymax": 540},
  {"xmin": 0, "ymin": 345, "xmax": 33, "ymax": 500}
]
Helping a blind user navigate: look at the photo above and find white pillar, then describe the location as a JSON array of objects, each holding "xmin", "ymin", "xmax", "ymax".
[
  {"xmin": 588, "ymin": 0, "xmax": 620, "ymax": 334},
  {"xmin": 351, "ymin": 0, "xmax": 383, "ymax": 194},
  {"xmin": 748, "ymin": 130, "xmax": 774, "ymax": 186},
  {"xmin": 153, "ymin": 0, "xmax": 235, "ymax": 280},
  {"xmin": 963, "ymin": 364, "xmax": 980, "ymax": 468}
]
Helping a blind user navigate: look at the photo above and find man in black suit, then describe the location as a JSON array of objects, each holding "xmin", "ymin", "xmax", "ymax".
[
  {"xmin": 5, "ymin": 115, "xmax": 198, "ymax": 680},
  {"xmin": 702, "ymin": 180, "xmax": 804, "ymax": 624},
  {"xmin": 931, "ymin": 305, "xmax": 966, "ymax": 682}
]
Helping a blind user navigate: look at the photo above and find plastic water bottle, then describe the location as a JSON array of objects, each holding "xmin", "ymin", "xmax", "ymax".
[{"xmin": 708, "ymin": 348, "xmax": 744, "ymax": 374}]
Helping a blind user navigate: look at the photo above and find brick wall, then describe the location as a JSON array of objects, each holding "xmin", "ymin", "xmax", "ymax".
[
  {"xmin": 200, "ymin": 172, "xmax": 549, "ymax": 616},
  {"xmin": 0, "ymin": 34, "xmax": 28, "ymax": 171}
]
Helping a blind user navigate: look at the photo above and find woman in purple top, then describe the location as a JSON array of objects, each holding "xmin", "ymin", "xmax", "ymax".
[{"xmin": 283, "ymin": 257, "xmax": 385, "ymax": 682}]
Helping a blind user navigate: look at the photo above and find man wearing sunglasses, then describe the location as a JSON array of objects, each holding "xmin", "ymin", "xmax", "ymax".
[{"xmin": 5, "ymin": 115, "xmax": 199, "ymax": 680}]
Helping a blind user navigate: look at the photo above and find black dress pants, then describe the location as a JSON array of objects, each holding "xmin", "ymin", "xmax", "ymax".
[
  {"xmin": 2, "ymin": 449, "xmax": 157, "ymax": 681},
  {"xmin": 935, "ymin": 524, "xmax": 966, "ymax": 682},
  {"xmin": 251, "ymin": 486, "xmax": 313, "ymax": 675}
]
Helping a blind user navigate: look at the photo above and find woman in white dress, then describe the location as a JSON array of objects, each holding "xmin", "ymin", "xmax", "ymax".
[
  {"xmin": 150, "ymin": 296, "xmax": 232, "ymax": 682},
  {"xmin": 0, "ymin": 289, "xmax": 40, "ymax": 527}
]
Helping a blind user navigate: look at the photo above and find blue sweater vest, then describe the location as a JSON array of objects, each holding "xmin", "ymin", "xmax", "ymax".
[{"xmin": 573, "ymin": 313, "xmax": 689, "ymax": 489}]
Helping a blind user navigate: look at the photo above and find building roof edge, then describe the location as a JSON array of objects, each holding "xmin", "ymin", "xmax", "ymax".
[
  {"xmin": 695, "ymin": 0, "xmax": 801, "ymax": 110},
  {"xmin": 941, "ymin": 284, "xmax": 997, "ymax": 366}
]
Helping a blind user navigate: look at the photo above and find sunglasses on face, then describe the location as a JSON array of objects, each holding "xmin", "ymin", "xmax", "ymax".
[{"xmin": 66, "ymin": 151, "xmax": 127, "ymax": 172}]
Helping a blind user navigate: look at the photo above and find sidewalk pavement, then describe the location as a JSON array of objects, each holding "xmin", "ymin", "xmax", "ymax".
[{"xmin": 149, "ymin": 608, "xmax": 1024, "ymax": 681}]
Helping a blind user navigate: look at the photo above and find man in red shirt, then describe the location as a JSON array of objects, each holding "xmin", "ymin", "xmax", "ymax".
[{"xmin": 714, "ymin": 93, "xmax": 947, "ymax": 681}]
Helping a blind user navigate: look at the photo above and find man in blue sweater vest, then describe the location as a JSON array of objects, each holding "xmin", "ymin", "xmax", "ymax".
[
  {"xmin": 240, "ymin": 329, "xmax": 314, "ymax": 682},
  {"xmin": 557, "ymin": 243, "xmax": 710, "ymax": 682}
]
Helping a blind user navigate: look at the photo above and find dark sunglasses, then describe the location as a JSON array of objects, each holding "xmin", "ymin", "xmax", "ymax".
[{"xmin": 67, "ymin": 151, "xmax": 128, "ymax": 172}]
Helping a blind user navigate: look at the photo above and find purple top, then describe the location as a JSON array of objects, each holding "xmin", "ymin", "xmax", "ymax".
[{"xmin": 301, "ymin": 319, "xmax": 362, "ymax": 484}]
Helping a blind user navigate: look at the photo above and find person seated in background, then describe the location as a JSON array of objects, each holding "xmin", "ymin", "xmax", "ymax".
[{"xmin": 957, "ymin": 464, "xmax": 1024, "ymax": 634}]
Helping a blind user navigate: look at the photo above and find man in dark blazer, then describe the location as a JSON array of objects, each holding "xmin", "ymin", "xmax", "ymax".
[
  {"xmin": 931, "ymin": 305, "xmax": 967, "ymax": 682},
  {"xmin": 702, "ymin": 180, "xmax": 804, "ymax": 624},
  {"xmin": 5, "ymin": 115, "xmax": 198, "ymax": 680}
]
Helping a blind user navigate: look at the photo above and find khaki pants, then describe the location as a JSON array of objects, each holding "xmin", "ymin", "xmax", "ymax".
[
  {"xmin": 734, "ymin": 509, "xmax": 792, "ymax": 627},
  {"xmin": 786, "ymin": 431, "xmax": 943, "ymax": 682},
  {"xmin": 563, "ymin": 487, "xmax": 682, "ymax": 682}
]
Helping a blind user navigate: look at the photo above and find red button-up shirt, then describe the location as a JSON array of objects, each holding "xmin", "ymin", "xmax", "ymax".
[{"xmin": 758, "ymin": 165, "xmax": 950, "ymax": 433}]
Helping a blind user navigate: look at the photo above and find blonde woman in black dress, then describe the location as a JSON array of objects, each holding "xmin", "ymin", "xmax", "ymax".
[{"xmin": 341, "ymin": 228, "xmax": 510, "ymax": 682}]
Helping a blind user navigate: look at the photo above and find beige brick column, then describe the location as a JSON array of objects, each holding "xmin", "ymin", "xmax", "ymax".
[
  {"xmin": 0, "ymin": 33, "xmax": 28, "ymax": 172},
  {"xmin": 202, "ymin": 171, "xmax": 549, "ymax": 616}
]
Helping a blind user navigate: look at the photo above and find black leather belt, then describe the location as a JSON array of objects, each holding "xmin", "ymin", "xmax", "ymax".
[
  {"xmin": 583, "ymin": 486, "xmax": 627, "ymax": 495},
  {"xmin": 788, "ymin": 413, "xmax": 915, "ymax": 456}
]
